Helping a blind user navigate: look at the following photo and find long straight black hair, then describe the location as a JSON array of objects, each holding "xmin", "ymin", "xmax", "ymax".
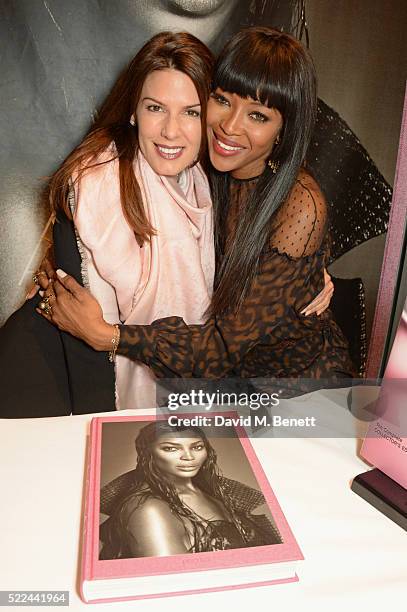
[{"xmin": 209, "ymin": 27, "xmax": 317, "ymax": 315}]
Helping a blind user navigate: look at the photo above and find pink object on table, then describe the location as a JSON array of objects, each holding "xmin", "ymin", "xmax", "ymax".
[
  {"xmin": 74, "ymin": 148, "xmax": 214, "ymax": 410},
  {"xmin": 80, "ymin": 414, "xmax": 303, "ymax": 603},
  {"xmin": 361, "ymin": 302, "xmax": 407, "ymax": 488}
]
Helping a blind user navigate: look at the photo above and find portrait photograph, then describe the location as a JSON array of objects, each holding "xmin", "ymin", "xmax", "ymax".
[{"xmin": 98, "ymin": 418, "xmax": 282, "ymax": 560}]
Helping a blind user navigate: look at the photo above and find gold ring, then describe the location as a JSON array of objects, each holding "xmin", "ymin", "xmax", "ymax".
[
  {"xmin": 38, "ymin": 300, "xmax": 52, "ymax": 316},
  {"xmin": 41, "ymin": 293, "xmax": 55, "ymax": 305},
  {"xmin": 32, "ymin": 270, "xmax": 47, "ymax": 284},
  {"xmin": 38, "ymin": 299, "xmax": 52, "ymax": 314}
]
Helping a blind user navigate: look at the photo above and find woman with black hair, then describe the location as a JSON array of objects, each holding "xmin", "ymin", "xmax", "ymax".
[
  {"xmin": 99, "ymin": 422, "xmax": 281, "ymax": 559},
  {"xmin": 40, "ymin": 27, "xmax": 353, "ymax": 383}
]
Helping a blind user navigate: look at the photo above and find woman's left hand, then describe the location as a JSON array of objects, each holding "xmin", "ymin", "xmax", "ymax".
[
  {"xmin": 300, "ymin": 268, "xmax": 334, "ymax": 316},
  {"xmin": 36, "ymin": 269, "xmax": 114, "ymax": 351}
]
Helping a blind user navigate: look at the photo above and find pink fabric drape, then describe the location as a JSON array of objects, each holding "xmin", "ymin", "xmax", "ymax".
[{"xmin": 74, "ymin": 148, "xmax": 214, "ymax": 409}]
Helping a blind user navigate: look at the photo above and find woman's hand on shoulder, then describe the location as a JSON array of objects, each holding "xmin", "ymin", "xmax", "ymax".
[{"xmin": 126, "ymin": 497, "xmax": 189, "ymax": 557}]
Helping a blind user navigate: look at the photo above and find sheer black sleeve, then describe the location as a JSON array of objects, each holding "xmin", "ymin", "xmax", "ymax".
[{"xmin": 269, "ymin": 171, "xmax": 328, "ymax": 257}]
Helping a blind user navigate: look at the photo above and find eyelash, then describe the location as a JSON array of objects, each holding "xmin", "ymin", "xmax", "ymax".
[
  {"xmin": 249, "ymin": 111, "xmax": 268, "ymax": 123},
  {"xmin": 211, "ymin": 93, "xmax": 269, "ymax": 123},
  {"xmin": 161, "ymin": 444, "xmax": 204, "ymax": 452},
  {"xmin": 146, "ymin": 105, "xmax": 200, "ymax": 118},
  {"xmin": 211, "ymin": 92, "xmax": 229, "ymax": 106},
  {"xmin": 147, "ymin": 104, "xmax": 163, "ymax": 113}
]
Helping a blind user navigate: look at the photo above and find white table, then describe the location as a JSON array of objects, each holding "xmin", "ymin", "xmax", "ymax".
[{"xmin": 1, "ymin": 392, "xmax": 406, "ymax": 612}]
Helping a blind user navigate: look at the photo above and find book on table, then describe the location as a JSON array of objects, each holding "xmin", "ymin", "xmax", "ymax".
[{"xmin": 80, "ymin": 412, "xmax": 303, "ymax": 603}]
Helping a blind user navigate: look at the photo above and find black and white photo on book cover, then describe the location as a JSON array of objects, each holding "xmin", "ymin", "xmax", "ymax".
[
  {"xmin": 80, "ymin": 415, "xmax": 303, "ymax": 602},
  {"xmin": 98, "ymin": 419, "xmax": 282, "ymax": 560}
]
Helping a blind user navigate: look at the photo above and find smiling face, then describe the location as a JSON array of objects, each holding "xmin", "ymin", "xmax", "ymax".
[
  {"xmin": 151, "ymin": 433, "xmax": 208, "ymax": 481},
  {"xmin": 207, "ymin": 88, "xmax": 283, "ymax": 179},
  {"xmin": 135, "ymin": 69, "xmax": 202, "ymax": 176}
]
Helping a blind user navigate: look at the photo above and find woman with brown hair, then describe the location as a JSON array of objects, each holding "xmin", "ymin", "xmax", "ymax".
[
  {"xmin": 45, "ymin": 31, "xmax": 216, "ymax": 410},
  {"xmin": 1, "ymin": 31, "xmax": 216, "ymax": 415}
]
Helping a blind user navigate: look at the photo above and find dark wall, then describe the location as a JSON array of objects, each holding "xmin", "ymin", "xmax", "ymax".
[{"xmin": 306, "ymin": 0, "xmax": 407, "ymax": 340}]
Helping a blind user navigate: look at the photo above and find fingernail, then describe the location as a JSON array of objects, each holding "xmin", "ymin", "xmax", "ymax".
[
  {"xmin": 39, "ymin": 290, "xmax": 44, "ymax": 297},
  {"xmin": 56, "ymin": 269, "xmax": 67, "ymax": 278}
]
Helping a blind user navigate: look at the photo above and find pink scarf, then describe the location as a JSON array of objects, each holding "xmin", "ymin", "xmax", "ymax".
[{"xmin": 73, "ymin": 148, "xmax": 214, "ymax": 409}]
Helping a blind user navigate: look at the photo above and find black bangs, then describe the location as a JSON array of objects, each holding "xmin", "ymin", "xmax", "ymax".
[
  {"xmin": 209, "ymin": 27, "xmax": 317, "ymax": 316},
  {"xmin": 212, "ymin": 34, "xmax": 293, "ymax": 113}
]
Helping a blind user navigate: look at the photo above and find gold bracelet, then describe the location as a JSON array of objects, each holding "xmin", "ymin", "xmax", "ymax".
[{"xmin": 108, "ymin": 324, "xmax": 120, "ymax": 363}]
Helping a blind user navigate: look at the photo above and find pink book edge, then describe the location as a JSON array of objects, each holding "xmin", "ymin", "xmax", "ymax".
[
  {"xmin": 80, "ymin": 418, "xmax": 103, "ymax": 603},
  {"xmin": 80, "ymin": 412, "xmax": 303, "ymax": 602}
]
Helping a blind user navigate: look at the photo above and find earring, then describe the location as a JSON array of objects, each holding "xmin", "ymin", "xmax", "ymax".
[
  {"xmin": 268, "ymin": 133, "xmax": 281, "ymax": 173},
  {"xmin": 268, "ymin": 159, "xmax": 280, "ymax": 173},
  {"xmin": 130, "ymin": 115, "xmax": 136, "ymax": 126}
]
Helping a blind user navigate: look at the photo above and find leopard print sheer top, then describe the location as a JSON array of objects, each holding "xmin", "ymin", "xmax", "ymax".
[{"xmin": 117, "ymin": 171, "xmax": 354, "ymax": 380}]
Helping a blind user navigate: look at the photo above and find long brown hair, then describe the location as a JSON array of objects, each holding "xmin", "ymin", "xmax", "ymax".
[
  {"xmin": 48, "ymin": 32, "xmax": 214, "ymax": 245},
  {"xmin": 209, "ymin": 27, "xmax": 317, "ymax": 314}
]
